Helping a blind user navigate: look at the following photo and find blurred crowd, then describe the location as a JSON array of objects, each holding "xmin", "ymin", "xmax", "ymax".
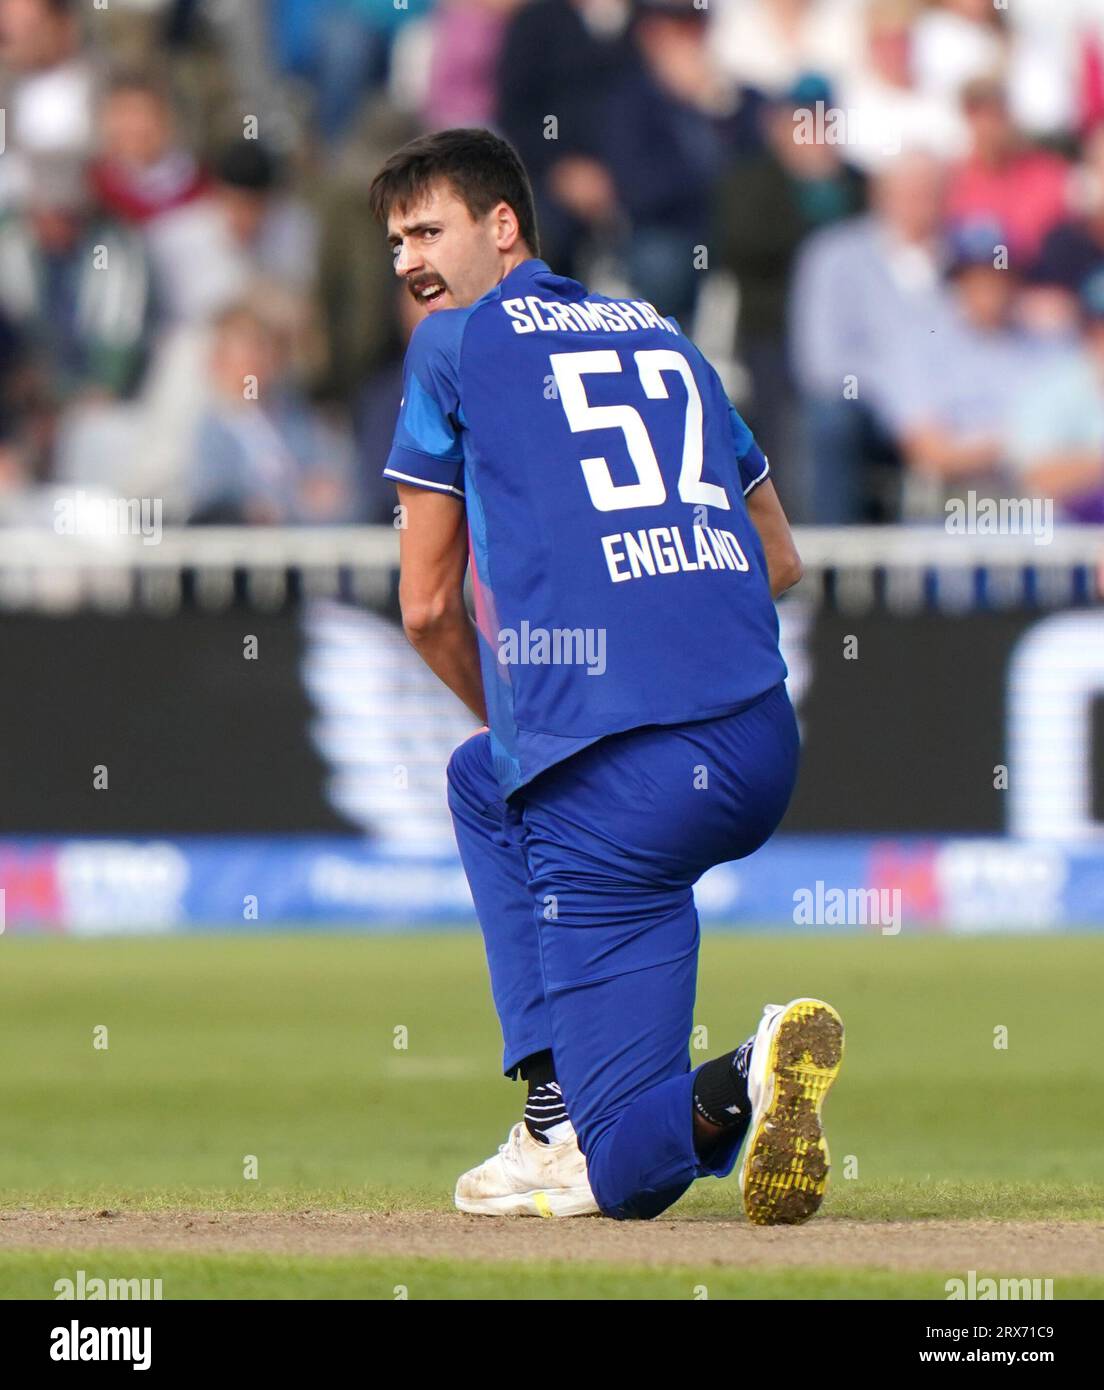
[{"xmin": 1, "ymin": 0, "xmax": 1104, "ymax": 528}]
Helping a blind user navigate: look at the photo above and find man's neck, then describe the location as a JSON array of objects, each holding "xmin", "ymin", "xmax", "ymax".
[{"xmin": 497, "ymin": 249, "xmax": 535, "ymax": 283}]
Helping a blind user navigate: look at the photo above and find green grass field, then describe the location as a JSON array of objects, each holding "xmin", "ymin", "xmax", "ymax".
[
  {"xmin": 1, "ymin": 930, "xmax": 1102, "ymax": 1298},
  {"xmin": 5, "ymin": 1249, "xmax": 1103, "ymax": 1301}
]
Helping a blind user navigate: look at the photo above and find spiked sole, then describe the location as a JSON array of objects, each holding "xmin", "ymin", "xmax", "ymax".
[{"xmin": 740, "ymin": 999, "xmax": 845, "ymax": 1226}]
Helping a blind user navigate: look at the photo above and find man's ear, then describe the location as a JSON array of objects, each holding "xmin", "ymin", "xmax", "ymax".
[{"xmin": 494, "ymin": 201, "xmax": 521, "ymax": 251}]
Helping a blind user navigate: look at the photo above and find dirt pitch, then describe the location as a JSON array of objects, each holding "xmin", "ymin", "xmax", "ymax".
[{"xmin": 1, "ymin": 1211, "xmax": 1101, "ymax": 1276}]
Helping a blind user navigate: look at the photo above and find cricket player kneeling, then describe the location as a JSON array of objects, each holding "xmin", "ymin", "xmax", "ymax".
[{"xmin": 370, "ymin": 128, "xmax": 843, "ymax": 1223}]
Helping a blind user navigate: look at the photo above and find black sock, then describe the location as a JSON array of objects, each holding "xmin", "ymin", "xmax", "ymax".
[
  {"xmin": 518, "ymin": 1049, "xmax": 570, "ymax": 1145},
  {"xmin": 692, "ymin": 1035, "xmax": 755, "ymax": 1131}
]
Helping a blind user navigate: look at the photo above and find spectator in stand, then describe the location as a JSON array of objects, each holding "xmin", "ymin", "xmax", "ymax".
[
  {"xmin": 501, "ymin": 0, "xmax": 733, "ymax": 318},
  {"xmin": 313, "ymin": 103, "xmax": 423, "ymax": 404},
  {"xmin": 0, "ymin": 0, "xmax": 1094, "ymax": 532},
  {"xmin": 0, "ymin": 154, "xmax": 151, "ymax": 486},
  {"xmin": 269, "ymin": 0, "xmax": 434, "ymax": 144},
  {"xmin": 89, "ymin": 71, "xmax": 208, "ymax": 227},
  {"xmin": 1034, "ymin": 124, "xmax": 1104, "ymax": 304},
  {"xmin": 146, "ymin": 139, "xmax": 318, "ymax": 325},
  {"xmin": 1007, "ymin": 268, "xmax": 1104, "ymax": 523},
  {"xmin": 0, "ymin": 0, "xmax": 96, "ymax": 209},
  {"xmin": 210, "ymin": 141, "xmax": 318, "ymax": 293},
  {"xmin": 0, "ymin": 155, "xmax": 150, "ymax": 409},
  {"xmin": 708, "ymin": 0, "xmax": 862, "ymax": 100},
  {"xmin": 1003, "ymin": 0, "xmax": 1102, "ymax": 141},
  {"xmin": 911, "ymin": 0, "xmax": 1006, "ymax": 107},
  {"xmin": 945, "ymin": 76, "xmax": 1071, "ymax": 269},
  {"xmin": 0, "ymin": 309, "xmax": 30, "ymax": 505},
  {"xmin": 421, "ymin": 0, "xmax": 519, "ymax": 130},
  {"xmin": 715, "ymin": 73, "xmax": 866, "ymax": 517},
  {"xmin": 1022, "ymin": 122, "xmax": 1104, "ymax": 340},
  {"xmin": 789, "ymin": 150, "xmax": 950, "ymax": 522},
  {"xmin": 600, "ymin": 0, "xmax": 735, "ymax": 319},
  {"xmin": 354, "ymin": 283, "xmax": 423, "ymax": 525},
  {"xmin": 893, "ymin": 220, "xmax": 1057, "ymax": 518},
  {"xmin": 56, "ymin": 279, "xmax": 331, "ymax": 522},
  {"xmin": 188, "ymin": 301, "xmax": 353, "ymax": 525},
  {"xmin": 836, "ymin": 0, "xmax": 968, "ymax": 175},
  {"xmin": 496, "ymin": 0, "xmax": 637, "ymax": 282}
]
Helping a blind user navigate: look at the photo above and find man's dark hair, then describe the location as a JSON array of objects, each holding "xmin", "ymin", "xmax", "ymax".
[
  {"xmin": 105, "ymin": 67, "xmax": 169, "ymax": 101},
  {"xmin": 368, "ymin": 128, "xmax": 540, "ymax": 257},
  {"xmin": 214, "ymin": 140, "xmax": 281, "ymax": 192}
]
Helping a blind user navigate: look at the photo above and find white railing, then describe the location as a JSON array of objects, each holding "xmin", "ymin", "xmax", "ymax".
[
  {"xmin": 0, "ymin": 524, "xmax": 1102, "ymax": 613},
  {"xmin": 3, "ymin": 523, "xmax": 1104, "ymax": 565},
  {"xmin": 0, "ymin": 526, "xmax": 399, "ymax": 568}
]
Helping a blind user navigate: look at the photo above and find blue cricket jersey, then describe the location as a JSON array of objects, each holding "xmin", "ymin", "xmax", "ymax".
[{"xmin": 384, "ymin": 258, "xmax": 787, "ymax": 798}]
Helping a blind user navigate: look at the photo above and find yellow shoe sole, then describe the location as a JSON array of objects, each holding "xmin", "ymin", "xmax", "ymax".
[{"xmin": 741, "ymin": 999, "xmax": 845, "ymax": 1226}]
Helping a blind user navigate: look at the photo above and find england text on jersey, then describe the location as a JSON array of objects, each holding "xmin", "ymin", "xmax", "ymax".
[{"xmin": 601, "ymin": 525, "xmax": 750, "ymax": 583}]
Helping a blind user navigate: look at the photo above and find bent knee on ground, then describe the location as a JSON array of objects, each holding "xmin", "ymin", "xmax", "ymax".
[{"xmin": 579, "ymin": 1114, "xmax": 693, "ymax": 1222}]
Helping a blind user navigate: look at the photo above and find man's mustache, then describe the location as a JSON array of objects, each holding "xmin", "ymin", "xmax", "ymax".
[{"xmin": 407, "ymin": 274, "xmax": 448, "ymax": 299}]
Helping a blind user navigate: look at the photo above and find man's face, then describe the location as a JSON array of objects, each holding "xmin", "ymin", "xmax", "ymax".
[
  {"xmin": 218, "ymin": 186, "xmax": 267, "ymax": 247},
  {"xmin": 964, "ymin": 94, "xmax": 1012, "ymax": 161},
  {"xmin": 211, "ymin": 317, "xmax": 277, "ymax": 397},
  {"xmin": 955, "ymin": 264, "xmax": 1015, "ymax": 330},
  {"xmin": 868, "ymin": 19, "xmax": 911, "ymax": 88},
  {"xmin": 29, "ymin": 204, "xmax": 80, "ymax": 254},
  {"xmin": 101, "ymin": 90, "xmax": 173, "ymax": 168},
  {"xmin": 0, "ymin": 0, "xmax": 71, "ymax": 70},
  {"xmin": 387, "ymin": 182, "xmax": 510, "ymax": 315},
  {"xmin": 875, "ymin": 154, "xmax": 945, "ymax": 242}
]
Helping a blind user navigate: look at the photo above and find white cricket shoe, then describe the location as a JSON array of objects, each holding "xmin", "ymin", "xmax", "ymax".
[
  {"xmin": 454, "ymin": 1121, "xmax": 599, "ymax": 1217},
  {"xmin": 738, "ymin": 997, "xmax": 845, "ymax": 1226}
]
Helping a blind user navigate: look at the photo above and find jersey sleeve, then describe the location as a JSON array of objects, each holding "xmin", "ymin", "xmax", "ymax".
[
  {"xmin": 679, "ymin": 332, "xmax": 771, "ymax": 500},
  {"xmin": 728, "ymin": 403, "xmax": 771, "ymax": 497},
  {"xmin": 383, "ymin": 313, "xmax": 466, "ymax": 500}
]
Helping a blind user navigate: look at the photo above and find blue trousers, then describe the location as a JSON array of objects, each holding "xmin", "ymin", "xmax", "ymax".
[{"xmin": 447, "ymin": 681, "xmax": 799, "ymax": 1219}]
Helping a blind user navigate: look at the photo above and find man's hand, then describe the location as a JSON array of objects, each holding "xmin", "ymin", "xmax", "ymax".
[
  {"xmin": 395, "ymin": 483, "xmax": 488, "ymax": 724},
  {"xmin": 745, "ymin": 479, "xmax": 803, "ymax": 598},
  {"xmin": 903, "ymin": 424, "xmax": 1002, "ymax": 480},
  {"xmin": 547, "ymin": 156, "xmax": 618, "ymax": 226}
]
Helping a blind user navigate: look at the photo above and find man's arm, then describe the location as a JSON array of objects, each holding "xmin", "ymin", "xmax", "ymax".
[
  {"xmin": 746, "ymin": 479, "xmax": 803, "ymax": 597},
  {"xmin": 1022, "ymin": 449, "xmax": 1101, "ymax": 500},
  {"xmin": 901, "ymin": 424, "xmax": 1003, "ymax": 480},
  {"xmin": 717, "ymin": 379, "xmax": 801, "ymax": 599},
  {"xmin": 396, "ymin": 482, "xmax": 487, "ymax": 724}
]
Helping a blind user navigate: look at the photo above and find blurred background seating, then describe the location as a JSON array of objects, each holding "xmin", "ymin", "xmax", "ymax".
[{"xmin": 1, "ymin": 0, "xmax": 1102, "ymax": 528}]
